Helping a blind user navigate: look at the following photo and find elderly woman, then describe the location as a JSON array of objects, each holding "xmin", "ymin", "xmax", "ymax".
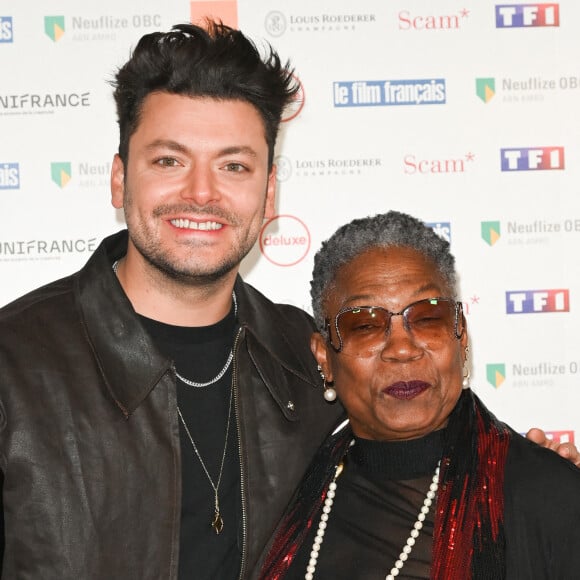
[{"xmin": 260, "ymin": 211, "xmax": 580, "ymax": 579}]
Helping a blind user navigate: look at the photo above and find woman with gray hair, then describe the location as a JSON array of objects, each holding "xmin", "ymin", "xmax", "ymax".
[{"xmin": 260, "ymin": 210, "xmax": 580, "ymax": 579}]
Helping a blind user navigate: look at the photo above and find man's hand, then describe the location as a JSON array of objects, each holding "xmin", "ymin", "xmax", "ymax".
[{"xmin": 526, "ymin": 428, "xmax": 580, "ymax": 467}]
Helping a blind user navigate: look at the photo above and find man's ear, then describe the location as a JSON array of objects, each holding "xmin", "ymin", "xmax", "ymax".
[
  {"xmin": 111, "ymin": 154, "xmax": 125, "ymax": 209},
  {"xmin": 264, "ymin": 164, "xmax": 277, "ymax": 219},
  {"xmin": 311, "ymin": 332, "xmax": 333, "ymax": 383}
]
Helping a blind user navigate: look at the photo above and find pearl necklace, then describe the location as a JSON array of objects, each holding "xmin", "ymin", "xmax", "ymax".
[{"xmin": 305, "ymin": 459, "xmax": 441, "ymax": 580}]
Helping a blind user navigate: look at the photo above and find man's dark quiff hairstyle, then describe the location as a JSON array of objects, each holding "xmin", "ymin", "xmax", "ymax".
[
  {"xmin": 111, "ymin": 21, "xmax": 299, "ymax": 168},
  {"xmin": 310, "ymin": 210, "xmax": 459, "ymax": 336}
]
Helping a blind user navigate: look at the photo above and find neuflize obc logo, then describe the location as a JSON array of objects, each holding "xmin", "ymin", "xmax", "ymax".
[
  {"xmin": 45, "ymin": 16, "xmax": 65, "ymax": 42},
  {"xmin": 476, "ymin": 78, "xmax": 495, "ymax": 103},
  {"xmin": 486, "ymin": 363, "xmax": 506, "ymax": 388},
  {"xmin": 495, "ymin": 4, "xmax": 559, "ymax": 28},
  {"xmin": 506, "ymin": 289, "xmax": 569, "ymax": 314},
  {"xmin": 51, "ymin": 162, "xmax": 72, "ymax": 188},
  {"xmin": 0, "ymin": 16, "xmax": 13, "ymax": 43},
  {"xmin": 333, "ymin": 78, "xmax": 446, "ymax": 107},
  {"xmin": 481, "ymin": 221, "xmax": 500, "ymax": 246},
  {"xmin": 0, "ymin": 163, "xmax": 20, "ymax": 189}
]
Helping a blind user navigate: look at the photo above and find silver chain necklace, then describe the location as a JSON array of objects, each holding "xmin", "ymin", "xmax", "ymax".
[
  {"xmin": 177, "ymin": 384, "xmax": 233, "ymax": 535},
  {"xmin": 175, "ymin": 291, "xmax": 237, "ymax": 388},
  {"xmin": 305, "ymin": 459, "xmax": 440, "ymax": 580},
  {"xmin": 112, "ymin": 259, "xmax": 238, "ymax": 388}
]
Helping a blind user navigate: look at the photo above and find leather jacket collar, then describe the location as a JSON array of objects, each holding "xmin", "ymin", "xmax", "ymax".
[{"xmin": 75, "ymin": 230, "xmax": 320, "ymax": 417}]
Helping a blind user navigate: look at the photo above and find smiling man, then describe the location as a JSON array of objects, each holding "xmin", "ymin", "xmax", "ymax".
[
  {"xmin": 0, "ymin": 23, "xmax": 343, "ymax": 580},
  {"xmin": 0, "ymin": 21, "xmax": 576, "ymax": 580}
]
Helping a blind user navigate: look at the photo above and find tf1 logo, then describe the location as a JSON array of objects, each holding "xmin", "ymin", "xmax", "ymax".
[
  {"xmin": 0, "ymin": 16, "xmax": 13, "ymax": 42},
  {"xmin": 495, "ymin": 4, "xmax": 559, "ymax": 27},
  {"xmin": 506, "ymin": 289, "xmax": 569, "ymax": 314},
  {"xmin": 501, "ymin": 147, "xmax": 564, "ymax": 171}
]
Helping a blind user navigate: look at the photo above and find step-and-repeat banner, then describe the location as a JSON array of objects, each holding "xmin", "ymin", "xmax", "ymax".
[{"xmin": 1, "ymin": 1, "xmax": 578, "ymax": 444}]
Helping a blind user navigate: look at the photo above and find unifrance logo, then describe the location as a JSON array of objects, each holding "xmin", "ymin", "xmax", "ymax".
[
  {"xmin": 506, "ymin": 289, "xmax": 569, "ymax": 314},
  {"xmin": 0, "ymin": 16, "xmax": 13, "ymax": 43},
  {"xmin": 496, "ymin": 4, "xmax": 559, "ymax": 28},
  {"xmin": 45, "ymin": 16, "xmax": 65, "ymax": 41},
  {"xmin": 500, "ymin": 147, "xmax": 564, "ymax": 171},
  {"xmin": 0, "ymin": 163, "xmax": 20, "ymax": 189},
  {"xmin": 481, "ymin": 221, "xmax": 501, "ymax": 246},
  {"xmin": 334, "ymin": 79, "xmax": 446, "ymax": 107},
  {"xmin": 425, "ymin": 222, "xmax": 451, "ymax": 243},
  {"xmin": 51, "ymin": 162, "xmax": 72, "ymax": 188},
  {"xmin": 259, "ymin": 214, "xmax": 310, "ymax": 267},
  {"xmin": 476, "ymin": 78, "xmax": 495, "ymax": 103},
  {"xmin": 486, "ymin": 363, "xmax": 506, "ymax": 388}
]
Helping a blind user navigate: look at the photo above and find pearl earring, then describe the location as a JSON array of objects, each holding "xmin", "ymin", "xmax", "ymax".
[{"xmin": 318, "ymin": 365, "xmax": 337, "ymax": 403}]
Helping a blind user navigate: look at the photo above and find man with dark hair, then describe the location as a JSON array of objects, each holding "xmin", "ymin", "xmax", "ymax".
[
  {"xmin": 0, "ymin": 22, "xmax": 342, "ymax": 579},
  {"xmin": 0, "ymin": 22, "xmax": 576, "ymax": 580}
]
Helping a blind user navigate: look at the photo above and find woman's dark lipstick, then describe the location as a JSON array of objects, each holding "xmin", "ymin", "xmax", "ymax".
[{"xmin": 383, "ymin": 381, "xmax": 430, "ymax": 400}]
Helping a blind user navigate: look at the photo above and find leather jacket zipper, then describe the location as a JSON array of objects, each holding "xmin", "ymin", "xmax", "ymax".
[{"xmin": 232, "ymin": 327, "xmax": 248, "ymax": 580}]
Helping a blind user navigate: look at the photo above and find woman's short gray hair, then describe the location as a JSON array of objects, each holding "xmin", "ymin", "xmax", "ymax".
[{"xmin": 310, "ymin": 211, "xmax": 458, "ymax": 335}]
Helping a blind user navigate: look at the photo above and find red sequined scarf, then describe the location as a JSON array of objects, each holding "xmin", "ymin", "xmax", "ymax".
[{"xmin": 259, "ymin": 390, "xmax": 511, "ymax": 580}]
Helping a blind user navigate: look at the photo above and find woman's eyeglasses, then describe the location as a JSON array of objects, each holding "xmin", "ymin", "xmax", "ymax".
[{"xmin": 325, "ymin": 297, "xmax": 464, "ymax": 357}]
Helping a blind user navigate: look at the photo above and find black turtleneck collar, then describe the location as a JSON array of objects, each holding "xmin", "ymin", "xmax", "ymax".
[{"xmin": 350, "ymin": 429, "xmax": 444, "ymax": 480}]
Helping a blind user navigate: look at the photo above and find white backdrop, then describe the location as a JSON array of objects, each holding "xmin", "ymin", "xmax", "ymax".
[{"xmin": 1, "ymin": 0, "xmax": 578, "ymax": 444}]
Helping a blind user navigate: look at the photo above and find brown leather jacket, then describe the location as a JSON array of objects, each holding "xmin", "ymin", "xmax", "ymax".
[{"xmin": 0, "ymin": 230, "xmax": 343, "ymax": 579}]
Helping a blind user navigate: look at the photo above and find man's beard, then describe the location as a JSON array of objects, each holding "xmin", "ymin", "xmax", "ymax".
[{"xmin": 124, "ymin": 199, "xmax": 264, "ymax": 286}]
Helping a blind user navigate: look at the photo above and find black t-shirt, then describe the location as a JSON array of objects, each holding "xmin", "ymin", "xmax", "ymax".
[{"xmin": 140, "ymin": 303, "xmax": 241, "ymax": 580}]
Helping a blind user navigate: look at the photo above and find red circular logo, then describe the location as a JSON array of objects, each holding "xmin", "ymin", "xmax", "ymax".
[{"xmin": 259, "ymin": 214, "xmax": 311, "ymax": 267}]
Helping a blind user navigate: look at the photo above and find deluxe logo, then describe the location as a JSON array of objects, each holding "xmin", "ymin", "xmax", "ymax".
[
  {"xmin": 259, "ymin": 214, "xmax": 310, "ymax": 267},
  {"xmin": 45, "ymin": 16, "xmax": 65, "ymax": 41},
  {"xmin": 425, "ymin": 222, "xmax": 451, "ymax": 243},
  {"xmin": 0, "ymin": 16, "xmax": 13, "ymax": 43},
  {"xmin": 334, "ymin": 79, "xmax": 446, "ymax": 107},
  {"xmin": 486, "ymin": 363, "xmax": 506, "ymax": 388},
  {"xmin": 398, "ymin": 8, "xmax": 470, "ymax": 30},
  {"xmin": 495, "ymin": 4, "xmax": 559, "ymax": 28},
  {"xmin": 506, "ymin": 289, "xmax": 569, "ymax": 314},
  {"xmin": 545, "ymin": 430, "xmax": 575, "ymax": 444},
  {"xmin": 476, "ymin": 78, "xmax": 495, "ymax": 103},
  {"xmin": 0, "ymin": 163, "xmax": 20, "ymax": 190},
  {"xmin": 500, "ymin": 147, "xmax": 564, "ymax": 171},
  {"xmin": 0, "ymin": 237, "xmax": 98, "ymax": 262},
  {"xmin": 481, "ymin": 221, "xmax": 501, "ymax": 246},
  {"xmin": 281, "ymin": 76, "xmax": 304, "ymax": 122},
  {"xmin": 404, "ymin": 151, "xmax": 474, "ymax": 175},
  {"xmin": 51, "ymin": 162, "xmax": 72, "ymax": 188},
  {"xmin": 264, "ymin": 10, "xmax": 376, "ymax": 36}
]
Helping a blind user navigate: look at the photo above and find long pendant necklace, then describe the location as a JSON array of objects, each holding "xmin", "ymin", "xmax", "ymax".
[
  {"xmin": 305, "ymin": 459, "xmax": 440, "ymax": 580},
  {"xmin": 177, "ymin": 383, "xmax": 233, "ymax": 534}
]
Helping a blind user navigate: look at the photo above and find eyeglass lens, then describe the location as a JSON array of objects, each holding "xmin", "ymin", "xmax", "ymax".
[{"xmin": 335, "ymin": 298, "xmax": 458, "ymax": 357}]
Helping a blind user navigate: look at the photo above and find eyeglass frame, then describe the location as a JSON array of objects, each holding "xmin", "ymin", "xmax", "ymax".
[{"xmin": 324, "ymin": 297, "xmax": 465, "ymax": 354}]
